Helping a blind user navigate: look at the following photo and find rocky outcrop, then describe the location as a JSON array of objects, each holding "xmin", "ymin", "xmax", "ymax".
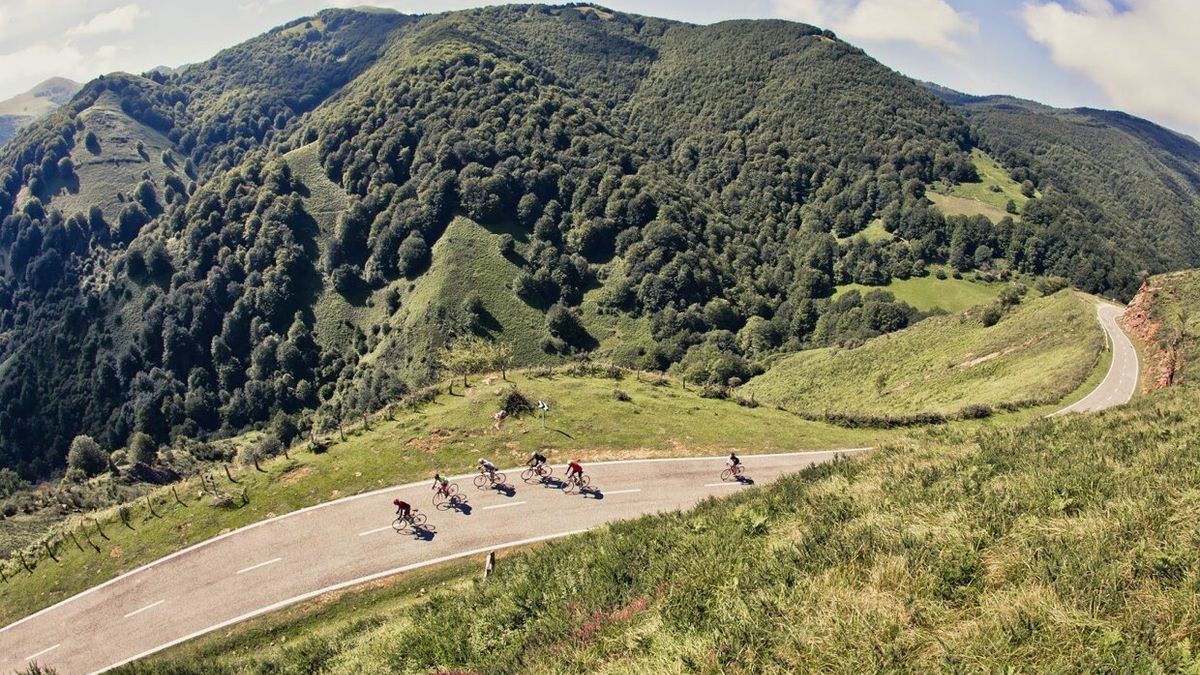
[{"xmin": 1120, "ymin": 281, "xmax": 1179, "ymax": 389}]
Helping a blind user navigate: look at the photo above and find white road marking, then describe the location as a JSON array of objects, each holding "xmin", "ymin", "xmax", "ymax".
[
  {"xmin": 25, "ymin": 643, "xmax": 59, "ymax": 661},
  {"xmin": 704, "ymin": 482, "xmax": 744, "ymax": 487},
  {"xmin": 603, "ymin": 489, "xmax": 642, "ymax": 495},
  {"xmin": 482, "ymin": 501, "xmax": 526, "ymax": 510},
  {"xmin": 123, "ymin": 599, "xmax": 164, "ymax": 619},
  {"xmin": 92, "ymin": 530, "xmax": 587, "ymax": 674},
  {"xmin": 235, "ymin": 558, "xmax": 282, "ymax": 575},
  {"xmin": 357, "ymin": 525, "xmax": 394, "ymax": 537}
]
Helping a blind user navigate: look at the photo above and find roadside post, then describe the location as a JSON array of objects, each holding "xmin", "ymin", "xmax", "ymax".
[{"xmin": 538, "ymin": 400, "xmax": 549, "ymax": 428}]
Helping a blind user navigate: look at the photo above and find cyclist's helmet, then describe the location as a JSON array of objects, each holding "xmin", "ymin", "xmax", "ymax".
[
  {"xmin": 392, "ymin": 498, "xmax": 402, "ymax": 506},
  {"xmin": 478, "ymin": 458, "xmax": 486, "ymax": 465}
]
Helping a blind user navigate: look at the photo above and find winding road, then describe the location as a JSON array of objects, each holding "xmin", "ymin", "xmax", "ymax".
[
  {"xmin": 1050, "ymin": 302, "xmax": 1139, "ymax": 416},
  {"xmin": 0, "ymin": 300, "xmax": 1140, "ymax": 674},
  {"xmin": 0, "ymin": 450, "xmax": 865, "ymax": 674}
]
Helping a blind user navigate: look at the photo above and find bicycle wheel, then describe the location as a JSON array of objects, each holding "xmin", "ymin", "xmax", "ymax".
[
  {"xmin": 447, "ymin": 483, "xmax": 460, "ymax": 497},
  {"xmin": 494, "ymin": 472, "xmax": 506, "ymax": 485},
  {"xmin": 720, "ymin": 468, "xmax": 733, "ymax": 482},
  {"xmin": 432, "ymin": 492, "xmax": 446, "ymax": 507},
  {"xmin": 412, "ymin": 512, "xmax": 427, "ymax": 527},
  {"xmin": 521, "ymin": 467, "xmax": 538, "ymax": 483},
  {"xmin": 392, "ymin": 517, "xmax": 409, "ymax": 533},
  {"xmin": 735, "ymin": 465, "xmax": 745, "ymax": 478},
  {"xmin": 539, "ymin": 466, "xmax": 553, "ymax": 479},
  {"xmin": 562, "ymin": 478, "xmax": 576, "ymax": 494},
  {"xmin": 579, "ymin": 475, "xmax": 591, "ymax": 488},
  {"xmin": 473, "ymin": 474, "xmax": 489, "ymax": 490}
]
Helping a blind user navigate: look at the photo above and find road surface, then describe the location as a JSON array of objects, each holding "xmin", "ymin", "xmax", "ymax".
[
  {"xmin": 1050, "ymin": 302, "xmax": 1139, "ymax": 416},
  {"xmin": 0, "ymin": 450, "xmax": 865, "ymax": 674}
]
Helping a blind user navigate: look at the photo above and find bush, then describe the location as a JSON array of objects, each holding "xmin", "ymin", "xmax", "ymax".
[
  {"xmin": 501, "ymin": 387, "xmax": 534, "ymax": 416},
  {"xmin": 67, "ymin": 435, "xmax": 108, "ymax": 477},
  {"xmin": 980, "ymin": 304, "xmax": 1004, "ymax": 327},
  {"xmin": 613, "ymin": 389, "xmax": 632, "ymax": 402},
  {"xmin": 1035, "ymin": 276, "xmax": 1070, "ymax": 296},
  {"xmin": 128, "ymin": 432, "xmax": 158, "ymax": 466}
]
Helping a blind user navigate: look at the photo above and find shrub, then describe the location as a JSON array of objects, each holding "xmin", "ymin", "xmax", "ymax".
[
  {"xmin": 128, "ymin": 432, "xmax": 158, "ymax": 466},
  {"xmin": 1035, "ymin": 276, "xmax": 1070, "ymax": 296},
  {"xmin": 501, "ymin": 387, "xmax": 534, "ymax": 416},
  {"xmin": 980, "ymin": 304, "xmax": 1004, "ymax": 327},
  {"xmin": 613, "ymin": 389, "xmax": 632, "ymax": 402},
  {"xmin": 67, "ymin": 435, "xmax": 108, "ymax": 477}
]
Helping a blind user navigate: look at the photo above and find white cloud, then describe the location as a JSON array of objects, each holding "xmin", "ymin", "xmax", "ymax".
[
  {"xmin": 1021, "ymin": 0, "xmax": 1200, "ymax": 134},
  {"xmin": 0, "ymin": 42, "xmax": 121, "ymax": 98},
  {"xmin": 67, "ymin": 4, "xmax": 148, "ymax": 37},
  {"xmin": 774, "ymin": 0, "xmax": 978, "ymax": 55}
]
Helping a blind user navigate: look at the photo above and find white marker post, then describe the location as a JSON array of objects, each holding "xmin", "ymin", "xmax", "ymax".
[
  {"xmin": 537, "ymin": 400, "xmax": 549, "ymax": 428},
  {"xmin": 485, "ymin": 551, "xmax": 495, "ymax": 578}
]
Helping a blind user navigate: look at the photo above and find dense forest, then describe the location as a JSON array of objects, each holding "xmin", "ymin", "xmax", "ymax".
[{"xmin": 0, "ymin": 4, "xmax": 1198, "ymax": 480}]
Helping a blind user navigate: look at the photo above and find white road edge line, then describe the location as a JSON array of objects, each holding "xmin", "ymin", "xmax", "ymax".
[
  {"xmin": 704, "ymin": 482, "xmax": 744, "ymax": 488},
  {"xmin": 1, "ymin": 447, "xmax": 870, "ymax": 636},
  {"xmin": 123, "ymin": 599, "xmax": 165, "ymax": 619},
  {"xmin": 235, "ymin": 558, "xmax": 282, "ymax": 575},
  {"xmin": 91, "ymin": 530, "xmax": 587, "ymax": 674},
  {"xmin": 481, "ymin": 501, "xmax": 526, "ymax": 510},
  {"xmin": 24, "ymin": 643, "xmax": 60, "ymax": 661},
  {"xmin": 602, "ymin": 489, "xmax": 642, "ymax": 495},
  {"xmin": 357, "ymin": 525, "xmax": 394, "ymax": 537}
]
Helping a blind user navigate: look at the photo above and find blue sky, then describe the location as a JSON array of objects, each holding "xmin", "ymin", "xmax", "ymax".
[{"xmin": 1, "ymin": 0, "xmax": 1196, "ymax": 138}]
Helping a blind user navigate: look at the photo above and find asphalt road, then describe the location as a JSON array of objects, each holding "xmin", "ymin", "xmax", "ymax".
[
  {"xmin": 1050, "ymin": 302, "xmax": 1139, "ymax": 416},
  {"xmin": 0, "ymin": 450, "xmax": 866, "ymax": 674}
]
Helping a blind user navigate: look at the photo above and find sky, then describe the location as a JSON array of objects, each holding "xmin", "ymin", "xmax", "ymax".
[{"xmin": 0, "ymin": 0, "xmax": 1197, "ymax": 138}]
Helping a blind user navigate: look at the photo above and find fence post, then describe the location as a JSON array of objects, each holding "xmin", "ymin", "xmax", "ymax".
[
  {"xmin": 18, "ymin": 550, "xmax": 32, "ymax": 573},
  {"xmin": 43, "ymin": 540, "xmax": 59, "ymax": 563},
  {"xmin": 225, "ymin": 464, "xmax": 239, "ymax": 483},
  {"xmin": 485, "ymin": 551, "xmax": 495, "ymax": 578},
  {"xmin": 172, "ymin": 485, "xmax": 187, "ymax": 507}
]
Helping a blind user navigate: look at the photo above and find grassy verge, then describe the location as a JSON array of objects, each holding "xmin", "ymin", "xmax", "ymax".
[
  {"xmin": 743, "ymin": 292, "xmax": 1104, "ymax": 418},
  {"xmin": 0, "ymin": 369, "xmax": 886, "ymax": 626},
  {"xmin": 134, "ymin": 386, "xmax": 1200, "ymax": 673}
]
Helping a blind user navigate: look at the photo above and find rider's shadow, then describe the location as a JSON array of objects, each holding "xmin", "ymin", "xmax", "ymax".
[
  {"xmin": 493, "ymin": 483, "xmax": 517, "ymax": 497},
  {"xmin": 736, "ymin": 476, "xmax": 755, "ymax": 485},
  {"xmin": 413, "ymin": 525, "xmax": 437, "ymax": 541},
  {"xmin": 581, "ymin": 487, "xmax": 604, "ymax": 499},
  {"xmin": 543, "ymin": 477, "xmax": 566, "ymax": 490},
  {"xmin": 450, "ymin": 499, "xmax": 473, "ymax": 515}
]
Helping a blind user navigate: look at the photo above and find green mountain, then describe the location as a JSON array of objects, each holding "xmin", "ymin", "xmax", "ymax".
[
  {"xmin": 0, "ymin": 78, "xmax": 81, "ymax": 149},
  {"xmin": 0, "ymin": 5, "xmax": 1198, "ymax": 479}
]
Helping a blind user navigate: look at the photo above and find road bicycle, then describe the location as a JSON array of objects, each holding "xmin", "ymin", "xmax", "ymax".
[
  {"xmin": 392, "ymin": 509, "xmax": 428, "ymax": 533},
  {"xmin": 473, "ymin": 467, "xmax": 507, "ymax": 489},
  {"xmin": 562, "ymin": 472, "xmax": 590, "ymax": 494},
  {"xmin": 520, "ymin": 463, "xmax": 553, "ymax": 483},
  {"xmin": 720, "ymin": 463, "xmax": 745, "ymax": 482},
  {"xmin": 432, "ymin": 482, "xmax": 461, "ymax": 509}
]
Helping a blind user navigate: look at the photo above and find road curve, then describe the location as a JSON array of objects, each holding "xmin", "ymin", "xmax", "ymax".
[
  {"xmin": 1050, "ymin": 302, "xmax": 1139, "ymax": 416},
  {"xmin": 0, "ymin": 450, "xmax": 866, "ymax": 674}
]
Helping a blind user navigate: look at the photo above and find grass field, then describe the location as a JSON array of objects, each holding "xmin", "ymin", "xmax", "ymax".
[
  {"xmin": 838, "ymin": 219, "xmax": 893, "ymax": 244},
  {"xmin": 0, "ymin": 369, "xmax": 887, "ymax": 626},
  {"xmin": 742, "ymin": 292, "xmax": 1105, "ymax": 418},
  {"xmin": 926, "ymin": 191, "xmax": 1014, "ymax": 223},
  {"xmin": 926, "ymin": 150, "xmax": 1036, "ymax": 224},
  {"xmin": 132, "ymin": 384, "xmax": 1200, "ymax": 674},
  {"xmin": 834, "ymin": 273, "xmax": 1005, "ymax": 313}
]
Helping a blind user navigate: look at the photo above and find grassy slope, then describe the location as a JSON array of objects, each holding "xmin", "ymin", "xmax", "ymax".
[
  {"xmin": 25, "ymin": 92, "xmax": 177, "ymax": 222},
  {"xmin": 834, "ymin": 273, "xmax": 1004, "ymax": 313},
  {"xmin": 0, "ymin": 370, "xmax": 886, "ymax": 626},
  {"xmin": 133, "ymin": 386, "xmax": 1200, "ymax": 674},
  {"xmin": 926, "ymin": 149, "xmax": 1033, "ymax": 223},
  {"xmin": 742, "ymin": 292, "xmax": 1104, "ymax": 417}
]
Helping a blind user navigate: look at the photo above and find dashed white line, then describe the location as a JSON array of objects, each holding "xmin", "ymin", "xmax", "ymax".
[
  {"xmin": 482, "ymin": 501, "xmax": 526, "ymax": 510},
  {"xmin": 123, "ymin": 599, "xmax": 164, "ymax": 619},
  {"xmin": 25, "ymin": 643, "xmax": 60, "ymax": 661},
  {"xmin": 603, "ymin": 489, "xmax": 642, "ymax": 495},
  {"xmin": 704, "ymin": 482, "xmax": 744, "ymax": 488},
  {"xmin": 235, "ymin": 558, "xmax": 282, "ymax": 575},
  {"xmin": 357, "ymin": 525, "xmax": 394, "ymax": 537}
]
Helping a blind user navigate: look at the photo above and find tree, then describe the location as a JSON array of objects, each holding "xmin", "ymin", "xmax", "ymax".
[
  {"xmin": 439, "ymin": 335, "xmax": 494, "ymax": 391},
  {"xmin": 67, "ymin": 435, "xmax": 108, "ymax": 477},
  {"xmin": 397, "ymin": 231, "xmax": 430, "ymax": 277},
  {"xmin": 1005, "ymin": 199, "xmax": 1018, "ymax": 214},
  {"xmin": 490, "ymin": 341, "xmax": 514, "ymax": 380},
  {"xmin": 128, "ymin": 431, "xmax": 158, "ymax": 466},
  {"xmin": 973, "ymin": 244, "xmax": 993, "ymax": 270}
]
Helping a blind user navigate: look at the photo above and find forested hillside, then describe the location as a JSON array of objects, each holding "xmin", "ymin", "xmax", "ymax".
[{"xmin": 0, "ymin": 4, "xmax": 1197, "ymax": 480}]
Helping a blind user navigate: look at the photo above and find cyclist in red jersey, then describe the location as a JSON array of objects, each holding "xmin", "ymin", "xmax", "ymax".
[
  {"xmin": 393, "ymin": 498, "xmax": 412, "ymax": 520},
  {"xmin": 566, "ymin": 460, "xmax": 583, "ymax": 483}
]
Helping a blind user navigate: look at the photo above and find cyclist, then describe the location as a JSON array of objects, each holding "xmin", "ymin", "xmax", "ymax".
[
  {"xmin": 527, "ymin": 451, "xmax": 547, "ymax": 468},
  {"xmin": 432, "ymin": 473, "xmax": 450, "ymax": 498},
  {"xmin": 728, "ymin": 452, "xmax": 741, "ymax": 471},
  {"xmin": 478, "ymin": 457, "xmax": 497, "ymax": 480},
  {"xmin": 393, "ymin": 498, "xmax": 412, "ymax": 522},
  {"xmin": 566, "ymin": 459, "xmax": 584, "ymax": 485}
]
